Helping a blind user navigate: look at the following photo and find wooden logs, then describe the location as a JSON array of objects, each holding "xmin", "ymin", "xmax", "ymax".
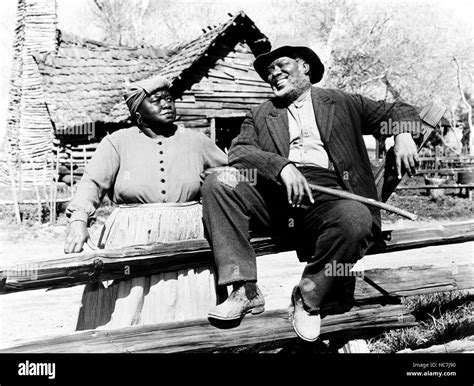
[
  {"xmin": 0, "ymin": 303, "xmax": 415, "ymax": 353},
  {"xmin": 397, "ymin": 337, "xmax": 474, "ymax": 354},
  {"xmin": 1, "ymin": 221, "xmax": 473, "ymax": 293}
]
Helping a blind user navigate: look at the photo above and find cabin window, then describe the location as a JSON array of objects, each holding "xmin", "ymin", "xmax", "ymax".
[{"xmin": 214, "ymin": 117, "xmax": 245, "ymax": 152}]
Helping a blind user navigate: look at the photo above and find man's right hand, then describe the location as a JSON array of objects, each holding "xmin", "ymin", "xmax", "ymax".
[
  {"xmin": 64, "ymin": 220, "xmax": 90, "ymax": 254},
  {"xmin": 279, "ymin": 164, "xmax": 314, "ymax": 207}
]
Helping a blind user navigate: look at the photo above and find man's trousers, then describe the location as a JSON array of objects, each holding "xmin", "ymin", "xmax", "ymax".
[{"xmin": 201, "ymin": 166, "xmax": 375, "ymax": 313}]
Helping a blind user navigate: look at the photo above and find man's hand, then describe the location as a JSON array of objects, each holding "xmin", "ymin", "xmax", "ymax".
[
  {"xmin": 279, "ymin": 164, "xmax": 314, "ymax": 207},
  {"xmin": 394, "ymin": 132, "xmax": 418, "ymax": 178},
  {"xmin": 64, "ymin": 220, "xmax": 90, "ymax": 254}
]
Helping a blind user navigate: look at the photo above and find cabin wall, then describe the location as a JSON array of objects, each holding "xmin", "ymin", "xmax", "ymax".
[{"xmin": 175, "ymin": 41, "xmax": 273, "ymax": 137}]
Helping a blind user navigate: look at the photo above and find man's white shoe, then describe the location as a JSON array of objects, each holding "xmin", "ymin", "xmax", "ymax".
[{"xmin": 289, "ymin": 286, "xmax": 321, "ymax": 342}]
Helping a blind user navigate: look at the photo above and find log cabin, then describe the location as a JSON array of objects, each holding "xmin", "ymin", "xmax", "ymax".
[{"xmin": 2, "ymin": 0, "xmax": 272, "ymax": 187}]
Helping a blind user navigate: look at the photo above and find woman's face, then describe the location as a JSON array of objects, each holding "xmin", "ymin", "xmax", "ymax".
[{"xmin": 138, "ymin": 89, "xmax": 176, "ymax": 126}]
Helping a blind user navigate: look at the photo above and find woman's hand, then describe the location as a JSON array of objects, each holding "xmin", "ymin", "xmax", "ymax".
[
  {"xmin": 64, "ymin": 220, "xmax": 90, "ymax": 254},
  {"xmin": 279, "ymin": 164, "xmax": 314, "ymax": 207}
]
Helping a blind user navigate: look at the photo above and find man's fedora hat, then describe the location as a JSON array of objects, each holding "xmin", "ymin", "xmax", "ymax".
[{"xmin": 254, "ymin": 36, "xmax": 324, "ymax": 84}]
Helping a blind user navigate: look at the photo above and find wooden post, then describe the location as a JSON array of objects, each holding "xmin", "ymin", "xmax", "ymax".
[
  {"xmin": 28, "ymin": 156, "xmax": 42, "ymax": 223},
  {"xmin": 52, "ymin": 151, "xmax": 60, "ymax": 224},
  {"xmin": 49, "ymin": 153, "xmax": 55, "ymax": 224},
  {"xmin": 69, "ymin": 149, "xmax": 74, "ymax": 198},
  {"xmin": 210, "ymin": 118, "xmax": 216, "ymax": 143},
  {"xmin": 17, "ymin": 153, "xmax": 23, "ymax": 203},
  {"xmin": 375, "ymin": 138, "xmax": 380, "ymax": 160},
  {"xmin": 43, "ymin": 155, "xmax": 51, "ymax": 223},
  {"xmin": 5, "ymin": 144, "xmax": 21, "ymax": 224},
  {"xmin": 42, "ymin": 155, "xmax": 48, "ymax": 205}
]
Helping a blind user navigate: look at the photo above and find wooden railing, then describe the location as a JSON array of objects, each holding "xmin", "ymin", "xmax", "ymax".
[
  {"xmin": 1, "ymin": 247, "xmax": 472, "ymax": 353},
  {"xmin": 1, "ymin": 221, "xmax": 473, "ymax": 294}
]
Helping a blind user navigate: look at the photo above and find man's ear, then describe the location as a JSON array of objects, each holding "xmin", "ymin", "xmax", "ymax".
[{"xmin": 300, "ymin": 60, "xmax": 310, "ymax": 75}]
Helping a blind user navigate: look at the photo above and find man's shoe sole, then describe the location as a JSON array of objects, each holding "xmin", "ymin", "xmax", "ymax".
[
  {"xmin": 290, "ymin": 314, "xmax": 320, "ymax": 342},
  {"xmin": 208, "ymin": 305, "xmax": 265, "ymax": 321}
]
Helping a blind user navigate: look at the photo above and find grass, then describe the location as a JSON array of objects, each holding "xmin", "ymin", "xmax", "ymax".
[{"xmin": 369, "ymin": 291, "xmax": 474, "ymax": 353}]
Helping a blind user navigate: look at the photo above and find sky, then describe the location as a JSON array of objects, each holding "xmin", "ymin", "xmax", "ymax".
[{"xmin": 0, "ymin": 0, "xmax": 473, "ymax": 145}]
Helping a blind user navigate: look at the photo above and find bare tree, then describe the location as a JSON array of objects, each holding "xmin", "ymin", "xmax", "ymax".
[
  {"xmin": 90, "ymin": 0, "xmax": 151, "ymax": 46},
  {"xmin": 453, "ymin": 56, "xmax": 473, "ymax": 155}
]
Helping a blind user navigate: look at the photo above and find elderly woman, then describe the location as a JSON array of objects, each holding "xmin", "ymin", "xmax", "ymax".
[{"xmin": 64, "ymin": 75, "xmax": 227, "ymax": 330}]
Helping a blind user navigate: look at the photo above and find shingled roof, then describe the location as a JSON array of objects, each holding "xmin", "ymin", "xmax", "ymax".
[
  {"xmin": 35, "ymin": 32, "xmax": 177, "ymax": 128},
  {"xmin": 37, "ymin": 11, "xmax": 270, "ymax": 126}
]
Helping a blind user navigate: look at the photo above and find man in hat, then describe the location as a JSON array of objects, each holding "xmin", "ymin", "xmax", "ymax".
[{"xmin": 201, "ymin": 38, "xmax": 420, "ymax": 341}]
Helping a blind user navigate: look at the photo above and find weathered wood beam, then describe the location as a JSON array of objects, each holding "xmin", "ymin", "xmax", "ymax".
[
  {"xmin": 1, "ymin": 221, "xmax": 473, "ymax": 293},
  {"xmin": 338, "ymin": 339, "xmax": 371, "ymax": 353},
  {"xmin": 397, "ymin": 337, "xmax": 474, "ymax": 353},
  {"xmin": 396, "ymin": 184, "xmax": 474, "ymax": 190},
  {"xmin": 356, "ymin": 263, "xmax": 474, "ymax": 299},
  {"xmin": 0, "ymin": 303, "xmax": 415, "ymax": 353}
]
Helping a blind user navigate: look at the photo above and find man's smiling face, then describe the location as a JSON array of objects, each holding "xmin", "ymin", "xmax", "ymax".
[{"xmin": 266, "ymin": 56, "xmax": 311, "ymax": 102}]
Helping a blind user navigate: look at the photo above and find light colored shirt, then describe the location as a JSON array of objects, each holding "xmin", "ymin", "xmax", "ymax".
[
  {"xmin": 67, "ymin": 125, "xmax": 227, "ymax": 223},
  {"xmin": 287, "ymin": 88, "xmax": 330, "ymax": 168}
]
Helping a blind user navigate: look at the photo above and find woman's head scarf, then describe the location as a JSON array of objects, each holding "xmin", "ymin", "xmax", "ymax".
[{"xmin": 124, "ymin": 75, "xmax": 171, "ymax": 116}]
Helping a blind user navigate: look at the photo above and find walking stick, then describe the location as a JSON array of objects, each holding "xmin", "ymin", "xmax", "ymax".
[
  {"xmin": 201, "ymin": 167, "xmax": 417, "ymax": 220},
  {"xmin": 307, "ymin": 183, "xmax": 417, "ymax": 220}
]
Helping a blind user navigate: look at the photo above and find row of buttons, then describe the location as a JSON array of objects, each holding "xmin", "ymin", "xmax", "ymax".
[{"xmin": 158, "ymin": 141, "xmax": 166, "ymax": 196}]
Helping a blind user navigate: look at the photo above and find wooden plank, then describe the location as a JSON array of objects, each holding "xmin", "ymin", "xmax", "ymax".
[
  {"xmin": 193, "ymin": 91, "xmax": 274, "ymax": 98},
  {"xmin": 338, "ymin": 339, "xmax": 371, "ymax": 353},
  {"xmin": 197, "ymin": 96, "xmax": 270, "ymax": 104},
  {"xmin": 355, "ymin": 263, "xmax": 474, "ymax": 299},
  {"xmin": 178, "ymin": 109, "xmax": 246, "ymax": 118},
  {"xmin": 0, "ymin": 198, "xmax": 70, "ymax": 205},
  {"xmin": 1, "ymin": 221, "xmax": 473, "ymax": 293},
  {"xmin": 396, "ymin": 184, "xmax": 474, "ymax": 190},
  {"xmin": 415, "ymin": 169, "xmax": 472, "ymax": 175},
  {"xmin": 397, "ymin": 337, "xmax": 474, "ymax": 353},
  {"xmin": 0, "ymin": 304, "xmax": 415, "ymax": 353},
  {"xmin": 192, "ymin": 83, "xmax": 261, "ymax": 93},
  {"xmin": 210, "ymin": 118, "xmax": 216, "ymax": 143}
]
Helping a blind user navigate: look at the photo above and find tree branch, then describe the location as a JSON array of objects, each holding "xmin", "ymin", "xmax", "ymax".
[{"xmin": 453, "ymin": 56, "xmax": 473, "ymax": 154}]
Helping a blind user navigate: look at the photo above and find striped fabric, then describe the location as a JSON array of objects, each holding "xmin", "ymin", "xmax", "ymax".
[{"xmin": 228, "ymin": 86, "xmax": 420, "ymax": 229}]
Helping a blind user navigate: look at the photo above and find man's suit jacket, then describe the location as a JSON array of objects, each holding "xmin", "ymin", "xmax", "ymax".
[{"xmin": 228, "ymin": 86, "xmax": 421, "ymax": 231}]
